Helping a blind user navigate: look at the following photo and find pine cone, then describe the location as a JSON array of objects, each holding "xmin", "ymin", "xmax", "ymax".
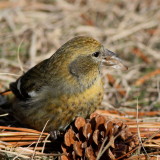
[{"xmin": 61, "ymin": 113, "xmax": 139, "ymax": 160}]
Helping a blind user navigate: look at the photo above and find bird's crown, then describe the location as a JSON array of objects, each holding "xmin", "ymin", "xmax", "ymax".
[{"xmin": 53, "ymin": 36, "xmax": 102, "ymax": 58}]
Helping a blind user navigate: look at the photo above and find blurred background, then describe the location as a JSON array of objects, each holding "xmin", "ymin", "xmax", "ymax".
[{"xmin": 0, "ymin": 0, "xmax": 160, "ymax": 112}]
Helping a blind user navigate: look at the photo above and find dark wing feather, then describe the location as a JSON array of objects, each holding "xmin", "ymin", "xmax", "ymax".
[
  {"xmin": 10, "ymin": 80, "xmax": 30, "ymax": 100},
  {"xmin": 10, "ymin": 59, "xmax": 49, "ymax": 101}
]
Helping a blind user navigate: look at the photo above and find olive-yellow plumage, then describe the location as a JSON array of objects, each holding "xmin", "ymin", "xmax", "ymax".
[{"xmin": 10, "ymin": 36, "xmax": 127, "ymax": 132}]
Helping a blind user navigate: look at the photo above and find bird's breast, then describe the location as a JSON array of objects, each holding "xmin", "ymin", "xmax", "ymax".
[
  {"xmin": 44, "ymin": 77, "xmax": 104, "ymax": 130},
  {"xmin": 46, "ymin": 77, "xmax": 104, "ymax": 118},
  {"xmin": 60, "ymin": 77, "xmax": 103, "ymax": 106}
]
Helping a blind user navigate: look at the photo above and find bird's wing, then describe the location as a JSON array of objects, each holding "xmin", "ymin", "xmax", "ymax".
[{"xmin": 10, "ymin": 59, "xmax": 49, "ymax": 100}]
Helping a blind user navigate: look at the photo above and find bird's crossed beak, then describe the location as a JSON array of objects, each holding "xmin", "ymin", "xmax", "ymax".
[{"xmin": 101, "ymin": 49, "xmax": 128, "ymax": 71}]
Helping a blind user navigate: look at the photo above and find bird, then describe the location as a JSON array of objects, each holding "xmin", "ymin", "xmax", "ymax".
[{"xmin": 10, "ymin": 36, "xmax": 127, "ymax": 132}]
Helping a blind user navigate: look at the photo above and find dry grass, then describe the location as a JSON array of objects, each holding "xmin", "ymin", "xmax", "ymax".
[{"xmin": 0, "ymin": 0, "xmax": 160, "ymax": 159}]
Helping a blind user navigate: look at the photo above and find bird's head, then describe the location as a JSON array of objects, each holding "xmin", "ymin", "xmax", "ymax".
[
  {"xmin": 51, "ymin": 36, "xmax": 127, "ymax": 77},
  {"xmin": 48, "ymin": 36, "xmax": 127, "ymax": 91}
]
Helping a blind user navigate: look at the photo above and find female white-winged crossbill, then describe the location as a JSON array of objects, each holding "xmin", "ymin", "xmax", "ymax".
[{"xmin": 10, "ymin": 36, "xmax": 127, "ymax": 132}]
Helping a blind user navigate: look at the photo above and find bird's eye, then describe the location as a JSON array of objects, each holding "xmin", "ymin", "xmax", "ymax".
[{"xmin": 92, "ymin": 52, "xmax": 100, "ymax": 57}]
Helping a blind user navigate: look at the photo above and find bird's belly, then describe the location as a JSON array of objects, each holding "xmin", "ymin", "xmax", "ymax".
[{"xmin": 46, "ymin": 87, "xmax": 103, "ymax": 131}]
